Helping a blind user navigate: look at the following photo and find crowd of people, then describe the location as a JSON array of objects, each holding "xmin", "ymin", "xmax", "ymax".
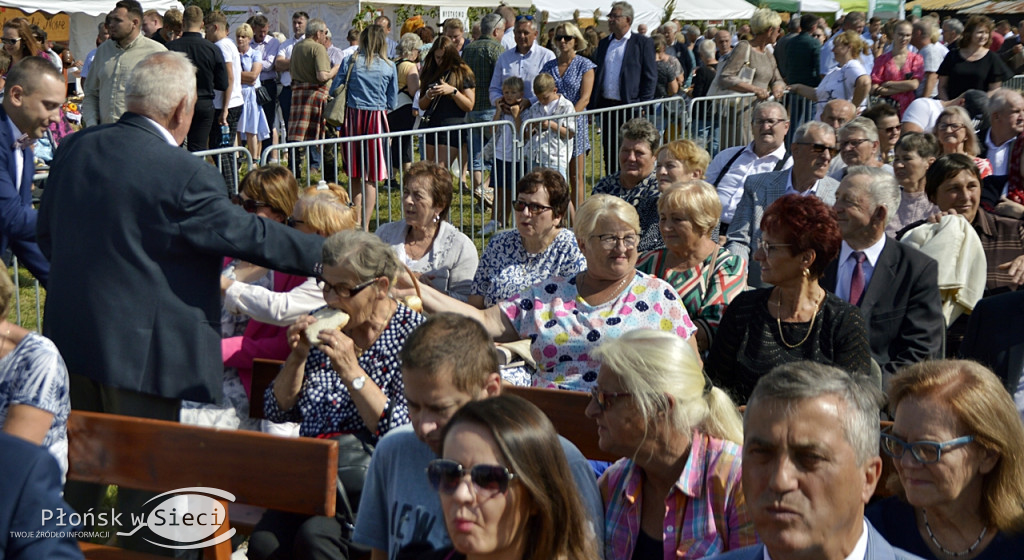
[{"xmin": 6, "ymin": 2, "xmax": 1024, "ymax": 560}]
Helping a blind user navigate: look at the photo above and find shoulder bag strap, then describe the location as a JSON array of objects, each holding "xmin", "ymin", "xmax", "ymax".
[
  {"xmin": 773, "ymin": 149, "xmax": 791, "ymax": 171},
  {"xmin": 713, "ymin": 148, "xmax": 747, "ymax": 187}
]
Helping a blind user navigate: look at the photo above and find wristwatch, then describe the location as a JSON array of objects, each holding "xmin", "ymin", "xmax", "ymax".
[{"xmin": 351, "ymin": 375, "xmax": 366, "ymax": 391}]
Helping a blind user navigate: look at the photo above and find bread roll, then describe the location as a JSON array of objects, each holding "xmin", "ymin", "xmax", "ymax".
[{"xmin": 305, "ymin": 308, "xmax": 350, "ymax": 346}]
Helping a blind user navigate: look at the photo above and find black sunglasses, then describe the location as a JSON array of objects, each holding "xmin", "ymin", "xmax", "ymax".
[
  {"xmin": 1, "ymin": 37, "xmax": 20, "ymax": 45},
  {"xmin": 426, "ymin": 459, "xmax": 515, "ymax": 498},
  {"xmin": 555, "ymin": 35, "xmax": 574, "ymax": 42},
  {"xmin": 286, "ymin": 216, "xmax": 305, "ymax": 228},
  {"xmin": 231, "ymin": 194, "xmax": 271, "ymax": 213},
  {"xmin": 512, "ymin": 201, "xmax": 552, "ymax": 214},
  {"xmin": 794, "ymin": 142, "xmax": 836, "ymax": 155},
  {"xmin": 515, "ymin": 15, "xmax": 534, "ymax": 21}
]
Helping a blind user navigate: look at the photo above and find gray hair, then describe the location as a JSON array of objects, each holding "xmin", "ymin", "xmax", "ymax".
[
  {"xmin": 753, "ymin": 100, "xmax": 788, "ymax": 123},
  {"xmin": 480, "ymin": 12, "xmax": 504, "ymax": 38},
  {"xmin": 988, "ymin": 87, "xmax": 1023, "ymax": 115},
  {"xmin": 845, "ymin": 166, "xmax": 901, "ymax": 226},
  {"xmin": 396, "ymin": 32, "xmax": 423, "ymax": 59},
  {"xmin": 747, "ymin": 361, "xmax": 884, "ymax": 466},
  {"xmin": 620, "ymin": 117, "xmax": 660, "ymax": 154},
  {"xmin": 125, "ymin": 51, "xmax": 197, "ymax": 120},
  {"xmin": 943, "ymin": 18, "xmax": 964, "ymax": 34},
  {"xmin": 515, "ymin": 15, "xmax": 538, "ymax": 32},
  {"xmin": 306, "ymin": 18, "xmax": 327, "ymax": 35},
  {"xmin": 795, "ymin": 120, "xmax": 836, "ymax": 143},
  {"xmin": 661, "ymin": 21, "xmax": 678, "ymax": 35},
  {"xmin": 750, "ymin": 8, "xmax": 782, "ymax": 35},
  {"xmin": 611, "ymin": 1, "xmax": 634, "ymax": 23},
  {"xmin": 322, "ymin": 230, "xmax": 401, "ymax": 284},
  {"xmin": 698, "ymin": 38, "xmax": 716, "ymax": 61},
  {"xmin": 574, "ymin": 194, "xmax": 640, "ymax": 241},
  {"xmin": 593, "ymin": 330, "xmax": 743, "ymax": 446},
  {"xmin": 839, "ymin": 116, "xmax": 879, "ymax": 143}
]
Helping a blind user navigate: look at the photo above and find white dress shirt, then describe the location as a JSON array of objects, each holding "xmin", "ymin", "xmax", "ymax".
[
  {"xmin": 986, "ymin": 130, "xmax": 1016, "ymax": 177},
  {"xmin": 763, "ymin": 520, "xmax": 869, "ymax": 560},
  {"xmin": 602, "ymin": 31, "xmax": 631, "ymax": 101},
  {"xmin": 836, "ymin": 237, "xmax": 886, "ymax": 303},
  {"xmin": 7, "ymin": 119, "xmax": 25, "ymax": 189},
  {"xmin": 707, "ymin": 143, "xmax": 792, "ymax": 223}
]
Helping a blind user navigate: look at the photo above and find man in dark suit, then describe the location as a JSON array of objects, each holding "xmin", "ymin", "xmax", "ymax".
[
  {"xmin": 39, "ymin": 50, "xmax": 324, "ymax": 554},
  {"xmin": 590, "ymin": 1, "xmax": 656, "ymax": 176},
  {"xmin": 961, "ymin": 291, "xmax": 1024, "ymax": 403},
  {"xmin": 0, "ymin": 432, "xmax": 83, "ymax": 560},
  {"xmin": 822, "ymin": 167, "xmax": 944, "ymax": 380},
  {"xmin": 714, "ymin": 362, "xmax": 924, "ymax": 560},
  {"xmin": 0, "ymin": 57, "xmax": 63, "ymax": 287}
]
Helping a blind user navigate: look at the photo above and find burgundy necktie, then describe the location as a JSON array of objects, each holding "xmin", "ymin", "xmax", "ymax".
[{"xmin": 849, "ymin": 251, "xmax": 867, "ymax": 306}]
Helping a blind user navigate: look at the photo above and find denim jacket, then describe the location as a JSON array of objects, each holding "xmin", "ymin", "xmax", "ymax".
[{"xmin": 334, "ymin": 54, "xmax": 398, "ymax": 112}]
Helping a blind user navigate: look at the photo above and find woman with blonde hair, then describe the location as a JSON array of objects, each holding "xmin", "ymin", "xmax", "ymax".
[
  {"xmin": 541, "ymin": 21, "xmax": 596, "ymax": 207},
  {"xmin": 934, "ymin": 105, "xmax": 992, "ymax": 179},
  {"xmin": 791, "ymin": 30, "xmax": 871, "ymax": 117},
  {"xmin": 637, "ymin": 181, "xmax": 746, "ymax": 353},
  {"xmin": 867, "ymin": 359, "xmax": 1024, "ymax": 558},
  {"xmin": 336, "ymin": 23, "xmax": 398, "ymax": 229},
  {"xmin": 235, "ymin": 23, "xmax": 271, "ymax": 163},
  {"xmin": 713, "ymin": 8, "xmax": 786, "ymax": 102},
  {"xmin": 654, "ymin": 140, "xmax": 710, "ymax": 189},
  {"xmin": 587, "ymin": 330, "xmax": 755, "ymax": 559},
  {"xmin": 871, "ymin": 20, "xmax": 923, "ymax": 118}
]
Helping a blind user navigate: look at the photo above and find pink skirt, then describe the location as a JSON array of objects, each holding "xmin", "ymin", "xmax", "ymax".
[{"xmin": 343, "ymin": 107, "xmax": 390, "ymax": 182}]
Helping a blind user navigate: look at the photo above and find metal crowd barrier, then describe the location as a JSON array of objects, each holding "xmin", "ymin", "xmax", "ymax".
[
  {"xmin": 1007, "ymin": 74, "xmax": 1024, "ymax": 92},
  {"xmin": 192, "ymin": 145, "xmax": 256, "ymax": 195}
]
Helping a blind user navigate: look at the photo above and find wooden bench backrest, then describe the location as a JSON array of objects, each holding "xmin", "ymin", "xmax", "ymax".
[
  {"xmin": 504, "ymin": 385, "xmax": 619, "ymax": 462},
  {"xmin": 67, "ymin": 410, "xmax": 337, "ymax": 517}
]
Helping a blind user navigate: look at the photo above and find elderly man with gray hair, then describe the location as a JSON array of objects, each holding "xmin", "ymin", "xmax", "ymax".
[
  {"xmin": 713, "ymin": 361, "xmax": 924, "ymax": 560},
  {"xmin": 830, "ymin": 117, "xmax": 893, "ymax": 180},
  {"xmin": 821, "ymin": 166, "xmax": 943, "ymax": 379}
]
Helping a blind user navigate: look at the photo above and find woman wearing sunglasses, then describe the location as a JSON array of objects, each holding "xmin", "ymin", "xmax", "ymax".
[
  {"xmin": 704, "ymin": 194, "xmax": 873, "ymax": 403},
  {"xmin": 586, "ymin": 330, "xmax": 754, "ymax": 559},
  {"xmin": 397, "ymin": 194, "xmax": 696, "ymax": 391},
  {"xmin": 866, "ymin": 360, "xmax": 1024, "ymax": 559},
  {"xmin": 2, "ymin": 19, "xmax": 41, "ymax": 68},
  {"xmin": 415, "ymin": 395, "xmax": 598, "ymax": 560}
]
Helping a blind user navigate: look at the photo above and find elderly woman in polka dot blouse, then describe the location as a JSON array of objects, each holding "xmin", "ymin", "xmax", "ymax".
[
  {"xmin": 405, "ymin": 194, "xmax": 697, "ymax": 392},
  {"xmin": 264, "ymin": 230, "xmax": 425, "ymax": 438}
]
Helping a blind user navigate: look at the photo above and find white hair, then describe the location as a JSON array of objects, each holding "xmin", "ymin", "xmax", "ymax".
[{"xmin": 125, "ymin": 51, "xmax": 197, "ymax": 120}]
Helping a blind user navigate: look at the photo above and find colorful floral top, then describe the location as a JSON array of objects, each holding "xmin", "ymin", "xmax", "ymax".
[
  {"xmin": 593, "ymin": 172, "xmax": 662, "ymax": 252},
  {"xmin": 541, "ymin": 55, "xmax": 597, "ymax": 156},
  {"xmin": 599, "ymin": 431, "xmax": 757, "ymax": 559},
  {"xmin": 264, "ymin": 304, "xmax": 424, "ymax": 438},
  {"xmin": 636, "ymin": 247, "xmax": 747, "ymax": 350},
  {"xmin": 871, "ymin": 50, "xmax": 924, "ymax": 118},
  {"xmin": 471, "ymin": 228, "xmax": 587, "ymax": 307},
  {"xmin": 499, "ymin": 271, "xmax": 696, "ymax": 391}
]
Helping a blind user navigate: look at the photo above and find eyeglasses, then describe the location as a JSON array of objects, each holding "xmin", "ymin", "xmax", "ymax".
[
  {"xmin": 286, "ymin": 216, "xmax": 306, "ymax": 228},
  {"xmin": 231, "ymin": 194, "xmax": 271, "ymax": 213},
  {"xmin": 426, "ymin": 459, "xmax": 516, "ymax": 498},
  {"xmin": 513, "ymin": 201, "xmax": 552, "ymax": 214},
  {"xmin": 881, "ymin": 433, "xmax": 974, "ymax": 464},
  {"xmin": 840, "ymin": 138, "xmax": 872, "ymax": 149},
  {"xmin": 883, "ymin": 125, "xmax": 901, "ymax": 134},
  {"xmin": 1, "ymin": 37, "xmax": 20, "ymax": 45},
  {"xmin": 316, "ymin": 276, "xmax": 378, "ymax": 298},
  {"xmin": 754, "ymin": 118, "xmax": 788, "ymax": 127},
  {"xmin": 756, "ymin": 239, "xmax": 793, "ymax": 254},
  {"xmin": 794, "ymin": 142, "xmax": 837, "ymax": 155},
  {"xmin": 589, "ymin": 387, "xmax": 633, "ymax": 411},
  {"xmin": 515, "ymin": 14, "xmax": 534, "ymax": 21},
  {"xmin": 936, "ymin": 122, "xmax": 965, "ymax": 132},
  {"xmin": 607, "ymin": 13, "xmax": 625, "ymax": 19},
  {"xmin": 555, "ymin": 35, "xmax": 574, "ymax": 42},
  {"xmin": 591, "ymin": 233, "xmax": 638, "ymax": 250}
]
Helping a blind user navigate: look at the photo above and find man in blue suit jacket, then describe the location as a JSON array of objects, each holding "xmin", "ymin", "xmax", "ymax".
[
  {"xmin": 0, "ymin": 432, "xmax": 83, "ymax": 560},
  {"xmin": 725, "ymin": 121, "xmax": 840, "ymax": 287},
  {"xmin": 590, "ymin": 1, "xmax": 657, "ymax": 176},
  {"xmin": 709, "ymin": 362, "xmax": 923, "ymax": 560},
  {"xmin": 0, "ymin": 57, "xmax": 66, "ymax": 287}
]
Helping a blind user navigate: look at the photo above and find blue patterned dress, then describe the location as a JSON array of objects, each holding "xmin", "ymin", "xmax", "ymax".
[
  {"xmin": 541, "ymin": 55, "xmax": 596, "ymax": 156},
  {"xmin": 0, "ymin": 333, "xmax": 70, "ymax": 479},
  {"xmin": 471, "ymin": 228, "xmax": 587, "ymax": 307}
]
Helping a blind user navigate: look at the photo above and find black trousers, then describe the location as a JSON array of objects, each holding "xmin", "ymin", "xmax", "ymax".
[
  {"xmin": 186, "ymin": 98, "xmax": 216, "ymax": 152},
  {"xmin": 248, "ymin": 511, "xmax": 346, "ymax": 560}
]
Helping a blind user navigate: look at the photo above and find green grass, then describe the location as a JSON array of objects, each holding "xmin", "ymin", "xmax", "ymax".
[{"xmin": 7, "ymin": 266, "xmax": 43, "ymax": 331}]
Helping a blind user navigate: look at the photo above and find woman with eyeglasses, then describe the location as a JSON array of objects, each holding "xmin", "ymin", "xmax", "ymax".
[
  {"xmin": 540, "ymin": 22, "xmax": 595, "ymax": 209},
  {"xmin": 586, "ymin": 330, "xmax": 754, "ymax": 559},
  {"xmin": 413, "ymin": 394, "xmax": 599, "ymax": 560},
  {"xmin": 704, "ymin": 194, "xmax": 873, "ymax": 403},
  {"xmin": 866, "ymin": 360, "xmax": 1024, "ymax": 559},
  {"xmin": 399, "ymin": 194, "xmax": 697, "ymax": 392},
  {"xmin": 790, "ymin": 30, "xmax": 872, "ymax": 119},
  {"xmin": 934, "ymin": 106, "xmax": 993, "ymax": 179},
  {"xmin": 2, "ymin": 19, "xmax": 40, "ymax": 68},
  {"xmin": 375, "ymin": 160, "xmax": 478, "ymax": 301}
]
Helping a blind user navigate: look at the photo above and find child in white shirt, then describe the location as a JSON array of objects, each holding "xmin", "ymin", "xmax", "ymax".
[{"xmin": 521, "ymin": 73, "xmax": 576, "ymax": 179}]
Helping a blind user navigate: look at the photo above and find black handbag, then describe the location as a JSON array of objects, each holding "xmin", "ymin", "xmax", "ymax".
[{"xmin": 255, "ymin": 85, "xmax": 272, "ymax": 106}]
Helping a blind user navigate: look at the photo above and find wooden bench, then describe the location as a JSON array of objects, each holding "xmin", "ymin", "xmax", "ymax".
[
  {"xmin": 505, "ymin": 385, "xmax": 619, "ymax": 462},
  {"xmin": 68, "ymin": 410, "xmax": 338, "ymax": 560}
]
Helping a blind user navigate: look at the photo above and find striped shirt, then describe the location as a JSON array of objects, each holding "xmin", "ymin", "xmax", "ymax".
[
  {"xmin": 975, "ymin": 208, "xmax": 1024, "ymax": 294},
  {"xmin": 599, "ymin": 431, "xmax": 757, "ymax": 559}
]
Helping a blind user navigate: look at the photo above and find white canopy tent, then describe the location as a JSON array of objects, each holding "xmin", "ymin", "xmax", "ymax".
[
  {"xmin": 0, "ymin": 0, "xmax": 183, "ymax": 70},
  {"xmin": 534, "ymin": 0, "xmax": 756, "ymax": 31}
]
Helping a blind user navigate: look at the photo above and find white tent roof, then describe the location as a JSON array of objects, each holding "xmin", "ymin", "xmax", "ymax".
[
  {"xmin": 0, "ymin": 0, "xmax": 182, "ymax": 17},
  {"xmin": 536, "ymin": 0, "xmax": 755, "ymax": 32}
]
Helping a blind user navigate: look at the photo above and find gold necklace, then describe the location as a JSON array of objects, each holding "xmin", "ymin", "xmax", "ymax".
[{"xmin": 775, "ymin": 289, "xmax": 821, "ymax": 349}]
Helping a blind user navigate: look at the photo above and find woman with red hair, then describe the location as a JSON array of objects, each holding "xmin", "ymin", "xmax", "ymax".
[{"xmin": 704, "ymin": 194, "xmax": 873, "ymax": 402}]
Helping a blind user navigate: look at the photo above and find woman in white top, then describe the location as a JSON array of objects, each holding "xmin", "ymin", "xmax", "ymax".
[
  {"xmin": 375, "ymin": 161, "xmax": 479, "ymax": 301},
  {"xmin": 791, "ymin": 30, "xmax": 871, "ymax": 119}
]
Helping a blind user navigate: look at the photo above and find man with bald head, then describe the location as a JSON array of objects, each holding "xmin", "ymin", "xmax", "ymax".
[{"xmin": 821, "ymin": 99, "xmax": 857, "ymax": 131}]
